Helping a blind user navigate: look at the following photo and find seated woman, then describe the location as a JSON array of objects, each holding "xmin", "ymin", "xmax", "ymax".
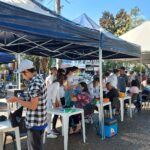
[
  {"xmin": 130, "ymin": 80, "xmax": 140, "ymax": 103},
  {"xmin": 70, "ymin": 82, "xmax": 92, "ymax": 134},
  {"xmin": 130, "ymin": 80, "xmax": 141, "ymax": 111}
]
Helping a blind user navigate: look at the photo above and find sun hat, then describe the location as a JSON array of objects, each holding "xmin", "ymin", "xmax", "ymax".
[{"xmin": 17, "ymin": 59, "xmax": 34, "ymax": 73}]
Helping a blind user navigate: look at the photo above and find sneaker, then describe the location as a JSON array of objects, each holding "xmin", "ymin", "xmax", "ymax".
[
  {"xmin": 52, "ymin": 129, "xmax": 60, "ymax": 135},
  {"xmin": 47, "ymin": 132, "xmax": 57, "ymax": 138}
]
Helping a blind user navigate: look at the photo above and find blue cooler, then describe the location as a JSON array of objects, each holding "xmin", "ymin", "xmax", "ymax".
[{"xmin": 104, "ymin": 118, "xmax": 118, "ymax": 138}]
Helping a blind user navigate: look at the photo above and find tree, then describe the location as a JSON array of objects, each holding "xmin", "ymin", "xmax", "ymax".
[
  {"xmin": 100, "ymin": 9, "xmax": 131, "ymax": 36},
  {"xmin": 129, "ymin": 7, "xmax": 145, "ymax": 29},
  {"xmin": 115, "ymin": 9, "xmax": 131, "ymax": 36},
  {"xmin": 39, "ymin": 57, "xmax": 49, "ymax": 78},
  {"xmin": 22, "ymin": 54, "xmax": 50, "ymax": 74},
  {"xmin": 99, "ymin": 11, "xmax": 115, "ymax": 33}
]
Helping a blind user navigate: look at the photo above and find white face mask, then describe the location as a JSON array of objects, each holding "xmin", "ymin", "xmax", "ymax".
[{"xmin": 63, "ymin": 81, "xmax": 68, "ymax": 86}]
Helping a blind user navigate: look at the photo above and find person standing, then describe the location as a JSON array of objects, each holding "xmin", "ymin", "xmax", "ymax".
[
  {"xmin": 7, "ymin": 59, "xmax": 47, "ymax": 150},
  {"xmin": 45, "ymin": 67, "xmax": 57, "ymax": 88},
  {"xmin": 118, "ymin": 67, "xmax": 128, "ymax": 93},
  {"xmin": 107, "ymin": 69, "xmax": 120, "ymax": 89}
]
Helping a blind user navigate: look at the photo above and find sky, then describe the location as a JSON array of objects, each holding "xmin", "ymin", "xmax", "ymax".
[{"xmin": 39, "ymin": 0, "xmax": 150, "ymax": 24}]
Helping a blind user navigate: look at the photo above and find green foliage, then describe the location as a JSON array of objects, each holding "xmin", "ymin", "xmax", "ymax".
[
  {"xmin": 100, "ymin": 11, "xmax": 115, "ymax": 33},
  {"xmin": 100, "ymin": 9, "xmax": 131, "ymax": 36},
  {"xmin": 100, "ymin": 7, "xmax": 145, "ymax": 36},
  {"xmin": 129, "ymin": 7, "xmax": 145, "ymax": 29},
  {"xmin": 115, "ymin": 9, "xmax": 131, "ymax": 36},
  {"xmin": 132, "ymin": 64, "xmax": 146, "ymax": 73},
  {"xmin": 102, "ymin": 60, "xmax": 124, "ymax": 73}
]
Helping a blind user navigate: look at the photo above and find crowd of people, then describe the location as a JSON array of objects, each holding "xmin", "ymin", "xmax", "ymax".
[
  {"xmin": 0, "ymin": 65, "xmax": 14, "ymax": 82},
  {"xmin": 6, "ymin": 59, "xmax": 150, "ymax": 150},
  {"xmin": 103, "ymin": 66, "xmax": 150, "ymax": 113}
]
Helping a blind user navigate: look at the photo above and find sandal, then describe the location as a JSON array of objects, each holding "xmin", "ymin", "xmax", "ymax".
[
  {"xmin": 69, "ymin": 127, "xmax": 74, "ymax": 134},
  {"xmin": 73, "ymin": 123, "xmax": 81, "ymax": 133}
]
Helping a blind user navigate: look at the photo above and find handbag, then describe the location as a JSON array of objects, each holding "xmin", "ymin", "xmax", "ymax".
[
  {"xmin": 9, "ymin": 106, "xmax": 27, "ymax": 133},
  {"xmin": 0, "ymin": 115, "xmax": 7, "ymax": 121}
]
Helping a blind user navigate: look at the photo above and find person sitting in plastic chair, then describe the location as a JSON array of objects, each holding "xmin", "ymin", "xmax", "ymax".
[
  {"xmin": 105, "ymin": 82, "xmax": 120, "ymax": 116},
  {"xmin": 70, "ymin": 82, "xmax": 93, "ymax": 134},
  {"xmin": 142, "ymin": 79, "xmax": 150, "ymax": 108}
]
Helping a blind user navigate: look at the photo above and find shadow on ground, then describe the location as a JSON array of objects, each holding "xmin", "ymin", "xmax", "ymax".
[{"xmin": 5, "ymin": 110, "xmax": 150, "ymax": 150}]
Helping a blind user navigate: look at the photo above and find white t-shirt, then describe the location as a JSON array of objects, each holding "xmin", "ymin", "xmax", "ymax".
[
  {"xmin": 45, "ymin": 75, "xmax": 53, "ymax": 87},
  {"xmin": 59, "ymin": 86, "xmax": 65, "ymax": 98},
  {"xmin": 107, "ymin": 74, "xmax": 118, "ymax": 89},
  {"xmin": 47, "ymin": 82, "xmax": 60, "ymax": 109},
  {"xmin": 88, "ymin": 83, "xmax": 100, "ymax": 99},
  {"xmin": 67, "ymin": 75, "xmax": 79, "ymax": 86}
]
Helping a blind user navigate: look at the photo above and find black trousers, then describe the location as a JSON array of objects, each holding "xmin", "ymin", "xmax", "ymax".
[
  {"xmin": 52, "ymin": 97, "xmax": 65, "ymax": 129},
  {"xmin": 27, "ymin": 129, "xmax": 45, "ymax": 150},
  {"xmin": 69, "ymin": 115, "xmax": 80, "ymax": 127}
]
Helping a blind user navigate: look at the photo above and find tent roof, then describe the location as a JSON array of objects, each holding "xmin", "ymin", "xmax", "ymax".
[
  {"xmin": 120, "ymin": 21, "xmax": 150, "ymax": 63},
  {"xmin": 73, "ymin": 13, "xmax": 100, "ymax": 30},
  {"xmin": 120, "ymin": 21, "xmax": 150, "ymax": 52},
  {"xmin": 0, "ymin": 52, "xmax": 15, "ymax": 63},
  {"xmin": 0, "ymin": 0, "xmax": 141, "ymax": 60},
  {"xmin": 0, "ymin": 0, "xmax": 56, "ymax": 17},
  {"xmin": 73, "ymin": 13, "xmax": 141, "ymax": 59}
]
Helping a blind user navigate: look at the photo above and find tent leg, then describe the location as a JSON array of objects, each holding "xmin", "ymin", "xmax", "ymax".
[
  {"xmin": 56, "ymin": 58, "xmax": 59, "ymax": 69},
  {"xmin": 17, "ymin": 54, "xmax": 21, "ymax": 90},
  {"xmin": 140, "ymin": 55, "xmax": 143, "ymax": 90},
  {"xmin": 99, "ymin": 47, "xmax": 105, "ymax": 140}
]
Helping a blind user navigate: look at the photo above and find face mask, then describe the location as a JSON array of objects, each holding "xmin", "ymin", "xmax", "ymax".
[
  {"xmin": 63, "ymin": 81, "xmax": 68, "ymax": 86},
  {"xmin": 76, "ymin": 86, "xmax": 82, "ymax": 93}
]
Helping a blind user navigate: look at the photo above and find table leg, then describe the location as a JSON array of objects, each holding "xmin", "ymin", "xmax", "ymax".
[
  {"xmin": 63, "ymin": 115, "xmax": 69, "ymax": 150},
  {"xmin": 120, "ymin": 100, "xmax": 124, "ymax": 122},
  {"xmin": 109, "ymin": 104, "xmax": 113, "ymax": 119},
  {"xmin": 62, "ymin": 115, "xmax": 64, "ymax": 136},
  {"xmin": 43, "ymin": 130, "xmax": 46, "ymax": 144},
  {"xmin": 129, "ymin": 97, "xmax": 132, "ymax": 118},
  {"xmin": 81, "ymin": 112, "xmax": 86, "ymax": 143},
  {"xmin": 0, "ymin": 133, "xmax": 3, "ymax": 150},
  {"xmin": 14, "ymin": 127, "xmax": 21, "ymax": 150}
]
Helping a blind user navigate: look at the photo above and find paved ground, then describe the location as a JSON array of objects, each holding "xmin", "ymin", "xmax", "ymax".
[{"xmin": 4, "ymin": 108, "xmax": 150, "ymax": 150}]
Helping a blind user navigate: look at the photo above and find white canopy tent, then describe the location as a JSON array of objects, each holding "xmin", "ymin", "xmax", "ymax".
[{"xmin": 120, "ymin": 21, "xmax": 150, "ymax": 64}]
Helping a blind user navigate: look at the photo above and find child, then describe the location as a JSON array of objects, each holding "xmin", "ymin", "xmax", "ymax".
[{"xmin": 70, "ymin": 82, "xmax": 92, "ymax": 134}]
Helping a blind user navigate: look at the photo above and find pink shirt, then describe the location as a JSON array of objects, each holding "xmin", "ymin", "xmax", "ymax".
[{"xmin": 130, "ymin": 86, "xmax": 139, "ymax": 94}]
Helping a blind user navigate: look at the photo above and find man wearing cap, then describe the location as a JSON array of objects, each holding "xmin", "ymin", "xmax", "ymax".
[{"xmin": 7, "ymin": 59, "xmax": 47, "ymax": 150}]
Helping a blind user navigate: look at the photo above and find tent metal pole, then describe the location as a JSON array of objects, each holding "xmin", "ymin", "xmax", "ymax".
[
  {"xmin": 56, "ymin": 58, "xmax": 59, "ymax": 69},
  {"xmin": 18, "ymin": 53, "xmax": 21, "ymax": 90},
  {"xmin": 99, "ymin": 47, "xmax": 105, "ymax": 140},
  {"xmin": 140, "ymin": 55, "xmax": 143, "ymax": 90}
]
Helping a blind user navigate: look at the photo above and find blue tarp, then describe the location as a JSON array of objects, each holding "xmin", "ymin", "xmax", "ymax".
[
  {"xmin": 73, "ymin": 13, "xmax": 100, "ymax": 30},
  {"xmin": 73, "ymin": 13, "xmax": 141, "ymax": 59},
  {"xmin": 0, "ymin": 0, "xmax": 141, "ymax": 60},
  {"xmin": 0, "ymin": 52, "xmax": 15, "ymax": 63}
]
